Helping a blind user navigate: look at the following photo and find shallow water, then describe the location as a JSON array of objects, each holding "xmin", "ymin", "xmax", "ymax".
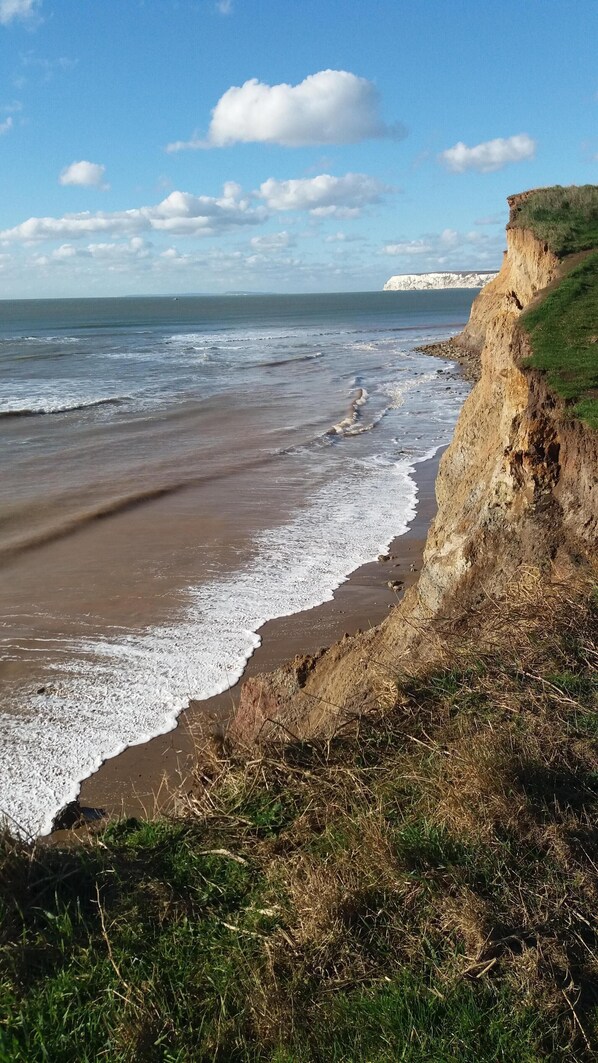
[{"xmin": 0, "ymin": 291, "xmax": 474, "ymax": 835}]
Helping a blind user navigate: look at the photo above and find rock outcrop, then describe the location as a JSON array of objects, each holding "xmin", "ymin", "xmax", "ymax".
[
  {"xmin": 383, "ymin": 271, "xmax": 497, "ymax": 292},
  {"xmin": 229, "ymin": 194, "xmax": 597, "ymax": 747}
]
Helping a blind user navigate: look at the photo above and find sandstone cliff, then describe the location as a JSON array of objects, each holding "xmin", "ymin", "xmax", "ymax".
[{"xmin": 229, "ymin": 193, "xmax": 597, "ymax": 747}]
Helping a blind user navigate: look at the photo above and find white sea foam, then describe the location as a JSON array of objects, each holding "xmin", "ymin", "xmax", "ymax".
[
  {"xmin": 0, "ymin": 453, "xmax": 424, "ymax": 838},
  {"xmin": 0, "ymin": 397, "xmax": 128, "ymax": 418},
  {"xmin": 0, "ymin": 335, "xmax": 81, "ymax": 345}
]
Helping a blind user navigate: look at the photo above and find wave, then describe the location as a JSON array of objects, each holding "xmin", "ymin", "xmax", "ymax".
[
  {"xmin": 0, "ymin": 335, "xmax": 81, "ymax": 345},
  {"xmin": 254, "ymin": 350, "xmax": 323, "ymax": 369},
  {"xmin": 0, "ymin": 448, "xmax": 293, "ymax": 558},
  {"xmin": 322, "ymin": 374, "xmax": 433, "ymax": 442},
  {"xmin": 327, "ymin": 387, "xmax": 369, "ymax": 437},
  {"xmin": 0, "ymin": 485, "xmax": 188, "ymax": 557},
  {"xmin": 0, "ymin": 397, "xmax": 128, "ymax": 420}
]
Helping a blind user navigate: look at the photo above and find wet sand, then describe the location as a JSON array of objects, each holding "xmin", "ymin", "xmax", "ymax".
[{"xmin": 79, "ymin": 449, "xmax": 442, "ymax": 821}]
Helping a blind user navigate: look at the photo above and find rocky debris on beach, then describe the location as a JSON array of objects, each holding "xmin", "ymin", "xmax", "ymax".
[
  {"xmin": 415, "ymin": 338, "xmax": 481, "ymax": 382},
  {"xmin": 387, "ymin": 579, "xmax": 404, "ymax": 591}
]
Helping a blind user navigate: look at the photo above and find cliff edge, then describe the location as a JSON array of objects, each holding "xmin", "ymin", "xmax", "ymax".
[{"xmin": 229, "ymin": 187, "xmax": 597, "ymax": 746}]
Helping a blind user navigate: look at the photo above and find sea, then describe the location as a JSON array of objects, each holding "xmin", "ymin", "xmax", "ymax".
[{"xmin": 0, "ymin": 291, "xmax": 474, "ymax": 836}]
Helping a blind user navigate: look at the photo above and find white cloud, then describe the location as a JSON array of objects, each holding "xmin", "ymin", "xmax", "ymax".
[
  {"xmin": 250, "ymin": 231, "xmax": 295, "ymax": 251},
  {"xmin": 216, "ymin": 0, "xmax": 232, "ymax": 12},
  {"xmin": 33, "ymin": 237, "xmax": 155, "ymax": 270},
  {"xmin": 0, "ymin": 0, "xmax": 39, "ymax": 24},
  {"xmin": 384, "ymin": 230, "xmax": 460, "ymax": 257},
  {"xmin": 324, "ymin": 231, "xmax": 360, "ymax": 243},
  {"xmin": 0, "ymin": 184, "xmax": 266, "ymax": 242},
  {"xmin": 59, "ymin": 160, "xmax": 108, "ymax": 189},
  {"xmin": 167, "ymin": 70, "xmax": 402, "ymax": 150},
  {"xmin": 440, "ymin": 133, "xmax": 536, "ymax": 174},
  {"xmin": 382, "ymin": 227, "xmax": 505, "ymax": 270},
  {"xmin": 0, "ymin": 173, "xmax": 387, "ymax": 249},
  {"xmin": 52, "ymin": 243, "xmax": 77, "ymax": 259},
  {"xmin": 383, "ymin": 240, "xmax": 432, "ymax": 256},
  {"xmin": 0, "ymin": 115, "xmax": 13, "ymax": 134},
  {"xmin": 438, "ymin": 227, "xmax": 459, "ymax": 248},
  {"xmin": 258, "ymin": 173, "xmax": 390, "ymax": 217}
]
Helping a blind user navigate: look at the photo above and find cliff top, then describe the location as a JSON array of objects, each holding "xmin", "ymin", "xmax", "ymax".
[
  {"xmin": 513, "ymin": 186, "xmax": 598, "ymax": 430},
  {"xmin": 508, "ymin": 184, "xmax": 598, "ymax": 257}
]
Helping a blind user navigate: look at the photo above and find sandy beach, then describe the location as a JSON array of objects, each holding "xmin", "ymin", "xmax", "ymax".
[{"xmin": 78, "ymin": 449, "xmax": 442, "ymax": 821}]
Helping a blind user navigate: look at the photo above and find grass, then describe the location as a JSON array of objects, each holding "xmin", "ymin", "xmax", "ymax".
[
  {"xmin": 509, "ymin": 186, "xmax": 598, "ymax": 257},
  {"xmin": 1, "ymin": 568, "xmax": 597, "ymax": 1060},
  {"xmin": 521, "ymin": 251, "xmax": 598, "ymax": 429}
]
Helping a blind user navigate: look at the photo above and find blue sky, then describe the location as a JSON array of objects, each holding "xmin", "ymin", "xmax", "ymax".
[{"xmin": 0, "ymin": 0, "xmax": 596, "ymax": 297}]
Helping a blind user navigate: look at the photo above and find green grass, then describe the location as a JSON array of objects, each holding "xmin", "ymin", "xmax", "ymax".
[
  {"xmin": 281, "ymin": 979, "xmax": 545, "ymax": 1063},
  {"xmin": 522, "ymin": 251, "xmax": 598, "ymax": 429},
  {"xmin": 1, "ymin": 572, "xmax": 597, "ymax": 1060},
  {"xmin": 510, "ymin": 185, "xmax": 598, "ymax": 257}
]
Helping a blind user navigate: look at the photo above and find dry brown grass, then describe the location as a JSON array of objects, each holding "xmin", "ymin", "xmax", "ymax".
[
  {"xmin": 198, "ymin": 563, "xmax": 598, "ymax": 1054},
  {"xmin": 2, "ymin": 563, "xmax": 596, "ymax": 1060}
]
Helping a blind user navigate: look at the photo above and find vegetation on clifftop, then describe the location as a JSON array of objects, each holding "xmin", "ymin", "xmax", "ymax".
[
  {"xmin": 522, "ymin": 251, "xmax": 598, "ymax": 429},
  {"xmin": 509, "ymin": 185, "xmax": 598, "ymax": 257},
  {"xmin": 1, "ymin": 570, "xmax": 597, "ymax": 1061},
  {"xmin": 513, "ymin": 185, "xmax": 598, "ymax": 430}
]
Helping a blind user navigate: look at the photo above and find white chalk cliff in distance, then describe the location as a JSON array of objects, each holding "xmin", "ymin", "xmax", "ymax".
[{"xmin": 383, "ymin": 271, "xmax": 498, "ymax": 291}]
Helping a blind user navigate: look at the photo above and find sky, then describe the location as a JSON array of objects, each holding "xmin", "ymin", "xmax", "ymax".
[{"xmin": 0, "ymin": 0, "xmax": 596, "ymax": 298}]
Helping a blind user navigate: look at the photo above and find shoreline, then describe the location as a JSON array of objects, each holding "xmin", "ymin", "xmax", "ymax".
[
  {"xmin": 415, "ymin": 337, "xmax": 481, "ymax": 382},
  {"xmin": 78, "ymin": 448, "xmax": 444, "ymax": 823}
]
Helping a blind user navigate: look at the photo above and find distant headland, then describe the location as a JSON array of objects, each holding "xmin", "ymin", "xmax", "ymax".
[{"xmin": 383, "ymin": 270, "xmax": 498, "ymax": 291}]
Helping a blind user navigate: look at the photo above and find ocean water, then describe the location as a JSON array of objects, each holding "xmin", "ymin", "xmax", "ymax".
[{"xmin": 0, "ymin": 291, "xmax": 474, "ymax": 835}]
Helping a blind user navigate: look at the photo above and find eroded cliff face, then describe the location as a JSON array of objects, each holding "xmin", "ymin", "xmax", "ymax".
[
  {"xmin": 229, "ymin": 197, "xmax": 597, "ymax": 747},
  {"xmin": 458, "ymin": 204, "xmax": 560, "ymax": 352}
]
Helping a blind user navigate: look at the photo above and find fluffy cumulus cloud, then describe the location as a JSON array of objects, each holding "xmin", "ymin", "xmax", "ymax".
[
  {"xmin": 258, "ymin": 173, "xmax": 390, "ymax": 217},
  {"xmin": 0, "ymin": 0, "xmax": 39, "ymax": 24},
  {"xmin": 0, "ymin": 183, "xmax": 267, "ymax": 241},
  {"xmin": 439, "ymin": 133, "xmax": 536, "ymax": 174},
  {"xmin": 0, "ymin": 173, "xmax": 389, "ymax": 243},
  {"xmin": 59, "ymin": 160, "xmax": 108, "ymax": 189},
  {"xmin": 167, "ymin": 70, "xmax": 402, "ymax": 150},
  {"xmin": 0, "ymin": 115, "xmax": 13, "ymax": 134}
]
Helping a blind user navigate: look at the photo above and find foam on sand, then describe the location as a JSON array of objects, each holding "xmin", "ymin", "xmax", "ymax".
[{"xmin": 0, "ymin": 452, "xmax": 426, "ymax": 838}]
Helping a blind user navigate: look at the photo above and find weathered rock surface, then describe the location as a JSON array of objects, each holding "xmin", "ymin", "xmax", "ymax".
[{"xmin": 228, "ymin": 193, "xmax": 597, "ymax": 748}]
